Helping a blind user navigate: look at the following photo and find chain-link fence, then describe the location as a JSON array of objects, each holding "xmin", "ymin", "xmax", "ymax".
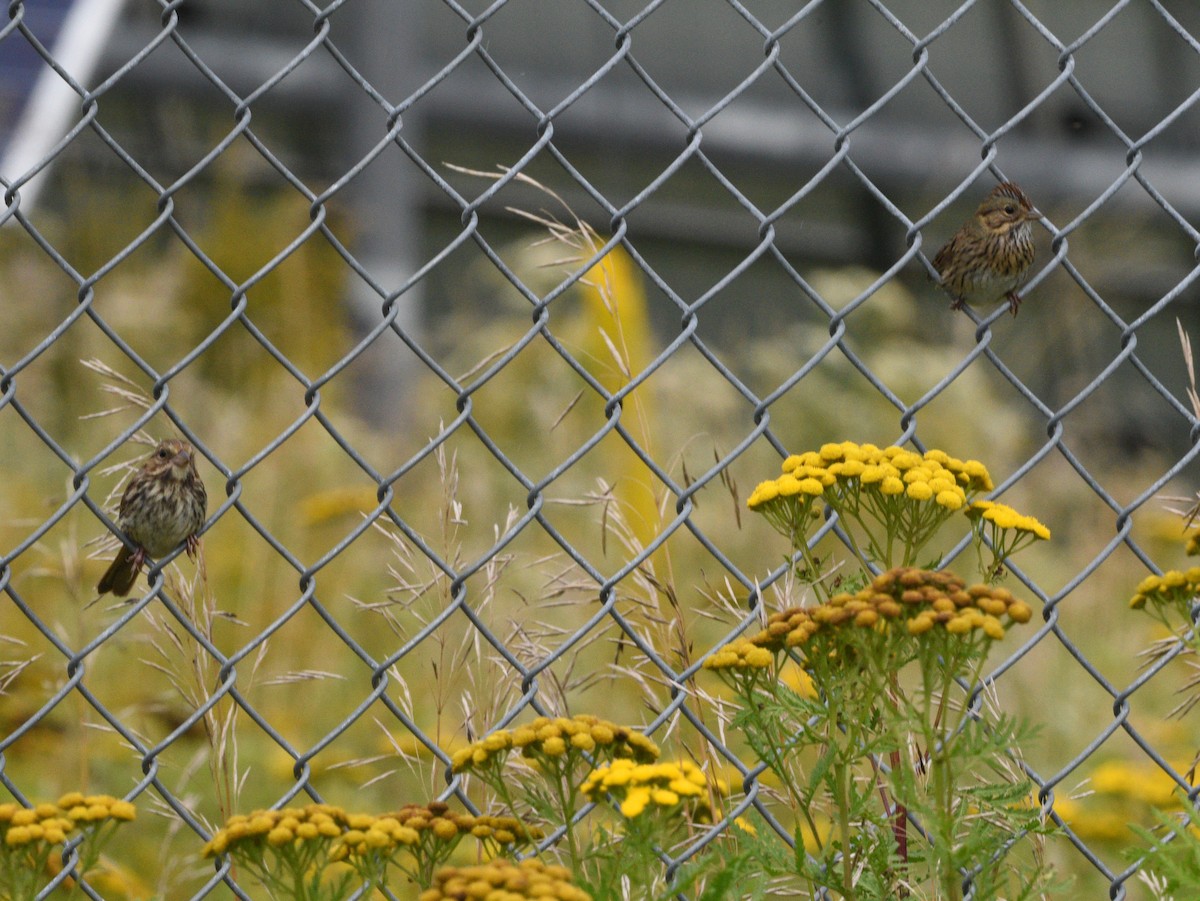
[{"xmin": 4, "ymin": 1, "xmax": 1200, "ymax": 898}]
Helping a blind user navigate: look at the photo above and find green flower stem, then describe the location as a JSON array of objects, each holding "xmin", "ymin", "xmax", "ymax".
[
  {"xmin": 833, "ymin": 493, "xmax": 890, "ymax": 568},
  {"xmin": 885, "ymin": 747, "xmax": 908, "ymax": 883},
  {"xmin": 932, "ymin": 748, "xmax": 958, "ymax": 901},
  {"xmin": 3, "ymin": 847, "xmax": 48, "ymax": 899},
  {"xmin": 485, "ymin": 764, "xmax": 530, "ymax": 845},
  {"xmin": 827, "ymin": 757, "xmax": 855, "ymax": 901},
  {"xmin": 879, "ymin": 674, "xmax": 909, "ymax": 889},
  {"xmin": 910, "ymin": 636, "xmax": 992, "ymax": 901},
  {"xmin": 544, "ymin": 758, "xmax": 583, "ymax": 871},
  {"xmin": 936, "ymin": 663, "xmax": 960, "ymax": 901},
  {"xmin": 847, "ymin": 508, "xmax": 889, "ymax": 569},
  {"xmin": 795, "ymin": 536, "xmax": 833, "ymax": 601},
  {"xmin": 730, "ymin": 674, "xmax": 827, "ymax": 853},
  {"xmin": 407, "ymin": 830, "xmax": 462, "ymax": 889}
]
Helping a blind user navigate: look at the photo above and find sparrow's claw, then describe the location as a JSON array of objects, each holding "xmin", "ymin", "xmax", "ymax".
[
  {"xmin": 186, "ymin": 534, "xmax": 201, "ymax": 560},
  {"xmin": 1005, "ymin": 291, "xmax": 1022, "ymax": 317}
]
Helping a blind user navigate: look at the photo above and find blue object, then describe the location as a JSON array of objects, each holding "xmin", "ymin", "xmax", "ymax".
[{"xmin": 0, "ymin": 0, "xmax": 77, "ymax": 152}]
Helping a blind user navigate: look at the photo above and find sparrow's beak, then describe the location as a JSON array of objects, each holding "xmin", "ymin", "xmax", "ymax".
[
  {"xmin": 1027, "ymin": 208, "xmax": 1043, "ymax": 220},
  {"xmin": 172, "ymin": 448, "xmax": 193, "ymax": 469}
]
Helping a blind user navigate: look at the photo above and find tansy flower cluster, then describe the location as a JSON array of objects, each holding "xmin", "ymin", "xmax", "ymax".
[
  {"xmin": 0, "ymin": 793, "xmax": 136, "ymax": 848},
  {"xmin": 382, "ymin": 801, "xmax": 540, "ymax": 847},
  {"xmin": 747, "ymin": 442, "xmax": 990, "ymax": 521},
  {"xmin": 1127, "ymin": 521, "xmax": 1200, "ymax": 642},
  {"xmin": 967, "ymin": 501, "xmax": 1050, "ymax": 541},
  {"xmin": 705, "ymin": 567, "xmax": 1034, "ymax": 675},
  {"xmin": 55, "ymin": 793, "xmax": 138, "ymax": 826},
  {"xmin": 0, "ymin": 803, "xmax": 74, "ymax": 849},
  {"xmin": 747, "ymin": 442, "xmax": 998, "ymax": 571},
  {"xmin": 204, "ymin": 801, "xmax": 541, "ymax": 897},
  {"xmin": 580, "ymin": 759, "xmax": 724, "ymax": 819},
  {"xmin": 330, "ymin": 804, "xmax": 539, "ymax": 859},
  {"xmin": 418, "ymin": 858, "xmax": 591, "ymax": 901},
  {"xmin": 0, "ymin": 794, "xmax": 136, "ymax": 899},
  {"xmin": 450, "ymin": 715, "xmax": 660, "ymax": 774},
  {"xmin": 333, "ymin": 802, "xmax": 541, "ymax": 887},
  {"xmin": 703, "ymin": 639, "xmax": 775, "ymax": 673},
  {"xmin": 967, "ymin": 500, "xmax": 1051, "ymax": 575},
  {"xmin": 202, "ymin": 803, "xmax": 347, "ymax": 857},
  {"xmin": 1129, "ymin": 568, "xmax": 1200, "ymax": 615},
  {"xmin": 327, "ymin": 812, "xmax": 423, "ymax": 859},
  {"xmin": 449, "ymin": 717, "xmax": 663, "ymax": 883}
]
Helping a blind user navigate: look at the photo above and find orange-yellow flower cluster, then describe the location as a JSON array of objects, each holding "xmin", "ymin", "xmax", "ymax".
[
  {"xmin": 705, "ymin": 568, "xmax": 1034, "ymax": 673},
  {"xmin": 0, "ymin": 793, "xmax": 135, "ymax": 848},
  {"xmin": 1186, "ymin": 530, "xmax": 1200, "ymax": 557},
  {"xmin": 0, "ymin": 794, "xmax": 136, "ymax": 900},
  {"xmin": 703, "ymin": 639, "xmax": 774, "ymax": 672},
  {"xmin": 967, "ymin": 500, "xmax": 1050, "ymax": 541},
  {"xmin": 202, "ymin": 801, "xmax": 542, "ymax": 897},
  {"xmin": 203, "ymin": 801, "xmax": 539, "ymax": 861},
  {"xmin": 418, "ymin": 858, "xmax": 591, "ymax": 901},
  {"xmin": 581, "ymin": 759, "xmax": 724, "ymax": 819},
  {"xmin": 1129, "ymin": 568, "xmax": 1200, "ymax": 611},
  {"xmin": 748, "ymin": 443, "xmax": 993, "ymax": 517},
  {"xmin": 746, "ymin": 443, "xmax": 1011, "ymax": 569},
  {"xmin": 382, "ymin": 801, "xmax": 540, "ymax": 848},
  {"xmin": 968, "ymin": 500, "xmax": 1051, "ymax": 573},
  {"xmin": 0, "ymin": 804, "xmax": 72, "ymax": 849},
  {"xmin": 55, "ymin": 793, "xmax": 137, "ymax": 825},
  {"xmin": 202, "ymin": 804, "xmax": 347, "ymax": 857},
  {"xmin": 450, "ymin": 715, "xmax": 660, "ymax": 774},
  {"xmin": 327, "ymin": 812, "xmax": 421, "ymax": 860}
]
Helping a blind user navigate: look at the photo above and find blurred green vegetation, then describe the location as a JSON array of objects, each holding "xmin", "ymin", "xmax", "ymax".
[{"xmin": 0, "ymin": 164, "xmax": 1196, "ymax": 899}]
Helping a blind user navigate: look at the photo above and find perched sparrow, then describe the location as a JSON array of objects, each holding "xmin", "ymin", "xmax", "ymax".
[
  {"xmin": 931, "ymin": 182, "xmax": 1041, "ymax": 316},
  {"xmin": 97, "ymin": 439, "xmax": 207, "ymax": 597}
]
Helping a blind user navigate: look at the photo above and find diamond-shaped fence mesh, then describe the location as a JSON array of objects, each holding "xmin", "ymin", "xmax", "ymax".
[{"xmin": 3, "ymin": 1, "xmax": 1200, "ymax": 898}]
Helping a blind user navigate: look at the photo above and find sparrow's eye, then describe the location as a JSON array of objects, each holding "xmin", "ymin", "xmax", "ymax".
[
  {"xmin": 157, "ymin": 448, "xmax": 170, "ymax": 459},
  {"xmin": 1003, "ymin": 204, "xmax": 1015, "ymax": 215}
]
